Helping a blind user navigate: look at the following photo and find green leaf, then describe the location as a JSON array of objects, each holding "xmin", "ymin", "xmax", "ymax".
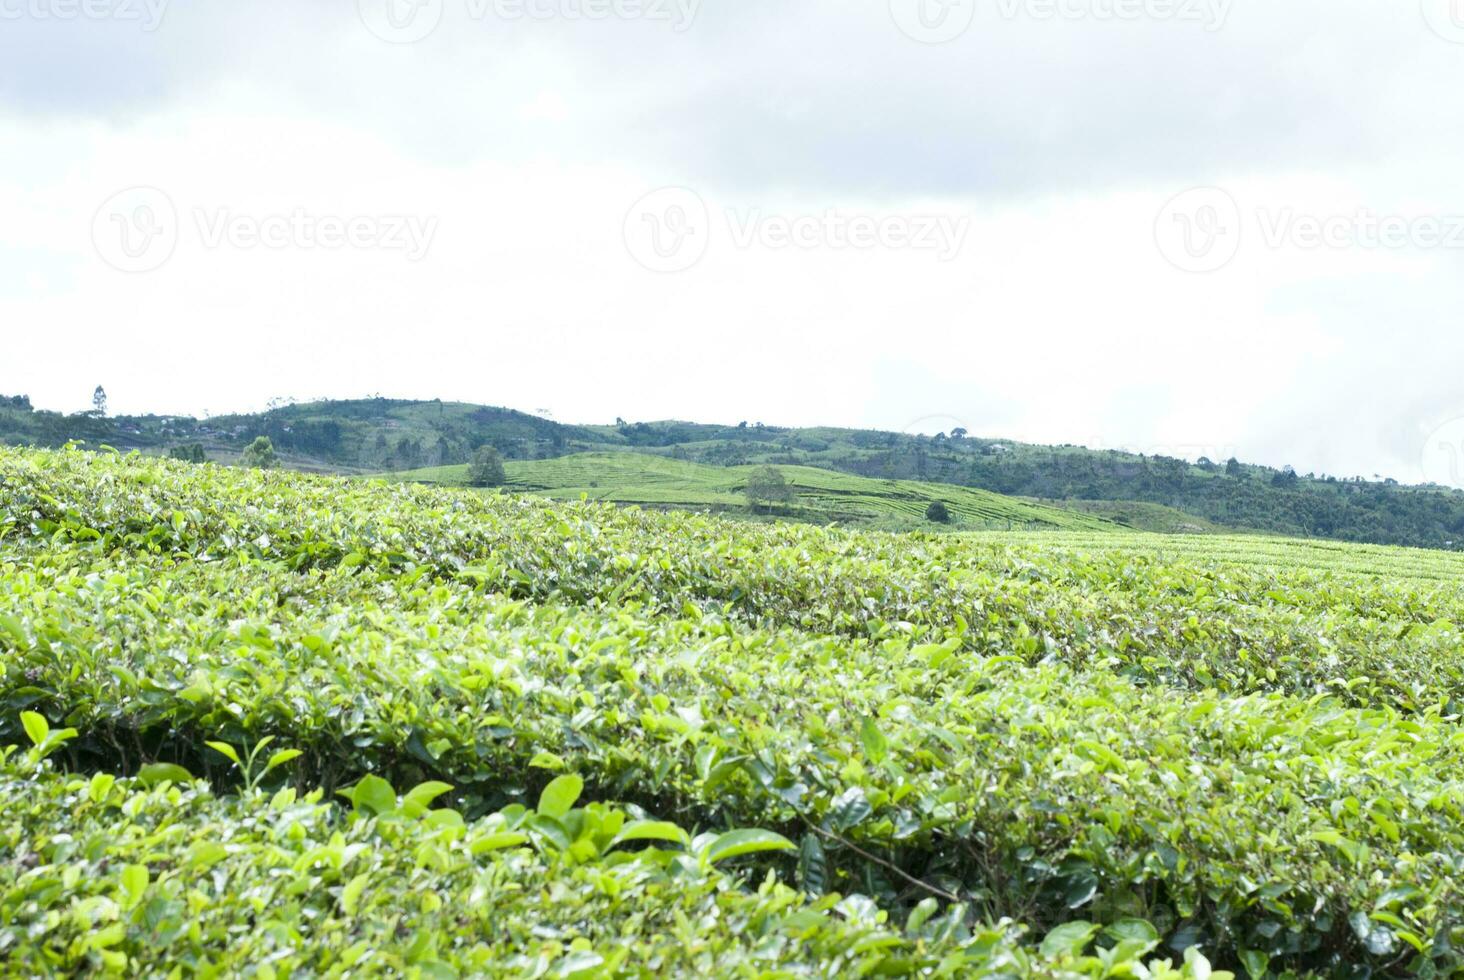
[
  {"xmin": 537, "ymin": 774, "xmax": 584, "ymax": 819},
  {"xmin": 0, "ymin": 614, "xmax": 27, "ymax": 648},
  {"xmin": 401, "ymin": 779, "xmax": 450, "ymax": 820},
  {"xmin": 351, "ymin": 775, "xmax": 397, "ymax": 816},
  {"xmin": 797, "ymin": 833, "xmax": 828, "ymax": 895},
  {"xmin": 88, "ymin": 772, "xmax": 116, "ymax": 803},
  {"xmin": 205, "ymin": 741, "xmax": 242, "ymax": 767},
  {"xmin": 341, "ymin": 873, "xmax": 370, "ymax": 915},
  {"xmin": 859, "ymin": 716, "xmax": 888, "ymax": 764},
  {"xmin": 138, "ymin": 763, "xmax": 194, "ymax": 787},
  {"xmin": 611, "ymin": 820, "xmax": 689, "ymax": 848},
  {"xmin": 1104, "ymin": 919, "xmax": 1159, "ymax": 945},
  {"xmin": 1238, "ymin": 950, "xmax": 1270, "ymax": 979},
  {"xmin": 702, "ymin": 828, "xmax": 796, "ymax": 866},
  {"xmin": 186, "ymin": 842, "xmax": 228, "ymax": 870},
  {"xmin": 264, "ymin": 749, "xmax": 303, "ymax": 774},
  {"xmin": 20, "ymin": 711, "xmax": 48, "ymax": 747},
  {"xmin": 470, "ymin": 832, "xmax": 530, "ymax": 855},
  {"xmin": 1039, "ymin": 920, "xmax": 1098, "ymax": 959},
  {"xmin": 828, "ymin": 787, "xmax": 872, "ymax": 831},
  {"xmin": 119, "ymin": 864, "xmax": 149, "ymax": 911}
]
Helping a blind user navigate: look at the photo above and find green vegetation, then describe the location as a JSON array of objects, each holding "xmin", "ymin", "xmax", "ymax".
[
  {"xmin": 239, "ymin": 435, "xmax": 278, "ymax": 469},
  {"xmin": 398, "ymin": 452, "xmax": 1116, "ymax": 531},
  {"xmin": 7, "ymin": 734, "xmax": 1078, "ymax": 977},
  {"xmin": 5, "ymin": 394, "xmax": 1464, "ymax": 548},
  {"xmin": 468, "ymin": 445, "xmax": 507, "ymax": 488},
  {"xmin": 167, "ymin": 443, "xmax": 208, "ymax": 464},
  {"xmin": 744, "ymin": 465, "xmax": 795, "ymax": 513},
  {"xmin": 4, "ymin": 446, "xmax": 1464, "ymax": 974}
]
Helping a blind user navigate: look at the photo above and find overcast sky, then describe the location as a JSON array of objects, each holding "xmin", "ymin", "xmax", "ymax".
[{"xmin": 3, "ymin": 0, "xmax": 1464, "ymax": 483}]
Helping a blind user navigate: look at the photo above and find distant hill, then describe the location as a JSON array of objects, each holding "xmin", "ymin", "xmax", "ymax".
[
  {"xmin": 5, "ymin": 394, "xmax": 1463, "ymax": 549},
  {"xmin": 396, "ymin": 452, "xmax": 1116, "ymax": 532}
]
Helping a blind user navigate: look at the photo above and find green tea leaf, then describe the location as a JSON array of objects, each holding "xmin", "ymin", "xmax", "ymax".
[
  {"xmin": 537, "ymin": 774, "xmax": 583, "ymax": 819},
  {"xmin": 20, "ymin": 711, "xmax": 48, "ymax": 747},
  {"xmin": 351, "ymin": 775, "xmax": 397, "ymax": 816},
  {"xmin": 138, "ymin": 763, "xmax": 194, "ymax": 787},
  {"xmin": 702, "ymin": 829, "xmax": 795, "ymax": 866}
]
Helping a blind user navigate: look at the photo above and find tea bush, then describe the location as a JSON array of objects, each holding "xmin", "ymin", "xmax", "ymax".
[
  {"xmin": 1, "ymin": 725, "xmax": 1234, "ymax": 978},
  {"xmin": 3, "ymin": 447, "xmax": 1464, "ymax": 974}
]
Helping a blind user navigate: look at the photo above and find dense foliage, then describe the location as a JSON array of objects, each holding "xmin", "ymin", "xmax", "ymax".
[{"xmin": 3, "ymin": 447, "xmax": 1464, "ymax": 974}]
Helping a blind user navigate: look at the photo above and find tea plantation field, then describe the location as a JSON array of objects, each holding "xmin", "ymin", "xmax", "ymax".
[
  {"xmin": 3, "ymin": 447, "xmax": 1464, "ymax": 976},
  {"xmin": 396, "ymin": 451, "xmax": 1117, "ymax": 531}
]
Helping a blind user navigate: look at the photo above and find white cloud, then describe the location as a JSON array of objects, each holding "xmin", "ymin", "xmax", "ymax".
[{"xmin": 0, "ymin": 0, "xmax": 1461, "ymax": 482}]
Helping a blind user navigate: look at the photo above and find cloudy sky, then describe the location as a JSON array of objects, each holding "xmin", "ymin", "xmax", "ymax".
[{"xmin": 3, "ymin": 0, "xmax": 1463, "ymax": 483}]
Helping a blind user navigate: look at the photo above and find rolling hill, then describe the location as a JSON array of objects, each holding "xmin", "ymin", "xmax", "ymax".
[
  {"xmin": 395, "ymin": 452, "xmax": 1117, "ymax": 531},
  {"xmin": 6, "ymin": 393, "xmax": 1464, "ymax": 548}
]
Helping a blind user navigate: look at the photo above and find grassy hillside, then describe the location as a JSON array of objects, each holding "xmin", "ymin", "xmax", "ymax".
[
  {"xmin": 398, "ymin": 452, "xmax": 1117, "ymax": 531},
  {"xmin": 8, "ymin": 393, "xmax": 1464, "ymax": 548},
  {"xmin": 5, "ymin": 446, "xmax": 1464, "ymax": 973}
]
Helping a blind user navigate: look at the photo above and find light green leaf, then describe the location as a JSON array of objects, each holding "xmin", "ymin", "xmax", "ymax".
[
  {"xmin": 264, "ymin": 749, "xmax": 303, "ymax": 774},
  {"xmin": 401, "ymin": 781, "xmax": 455, "ymax": 818},
  {"xmin": 702, "ymin": 829, "xmax": 796, "ymax": 866},
  {"xmin": 859, "ymin": 716, "xmax": 888, "ymax": 764},
  {"xmin": 1039, "ymin": 920, "xmax": 1098, "ymax": 959},
  {"xmin": 611, "ymin": 820, "xmax": 689, "ymax": 848},
  {"xmin": 342, "ymin": 873, "xmax": 370, "ymax": 915},
  {"xmin": 470, "ymin": 832, "xmax": 530, "ymax": 855},
  {"xmin": 20, "ymin": 711, "xmax": 48, "ymax": 747},
  {"xmin": 119, "ymin": 864, "xmax": 149, "ymax": 911},
  {"xmin": 537, "ymin": 774, "xmax": 584, "ymax": 819},
  {"xmin": 205, "ymin": 741, "xmax": 242, "ymax": 767},
  {"xmin": 138, "ymin": 763, "xmax": 194, "ymax": 787},
  {"xmin": 351, "ymin": 775, "xmax": 397, "ymax": 816},
  {"xmin": 88, "ymin": 772, "xmax": 116, "ymax": 803}
]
